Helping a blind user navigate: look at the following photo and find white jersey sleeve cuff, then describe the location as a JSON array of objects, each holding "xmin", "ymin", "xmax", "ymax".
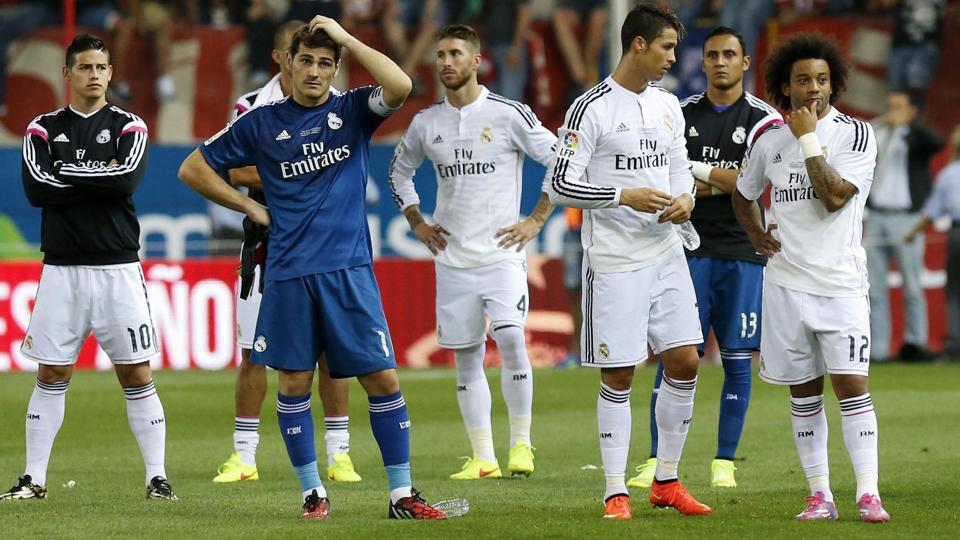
[{"xmin": 368, "ymin": 86, "xmax": 399, "ymax": 118}]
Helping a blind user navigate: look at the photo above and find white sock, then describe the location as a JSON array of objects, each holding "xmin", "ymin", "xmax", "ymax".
[
  {"xmin": 390, "ymin": 486, "xmax": 413, "ymax": 504},
  {"xmin": 324, "ymin": 416, "xmax": 350, "ymax": 465},
  {"xmin": 24, "ymin": 379, "xmax": 69, "ymax": 487},
  {"xmin": 492, "ymin": 325, "xmax": 533, "ymax": 446},
  {"xmin": 791, "ymin": 395, "xmax": 833, "ymax": 501},
  {"xmin": 466, "ymin": 426, "xmax": 496, "ymax": 462},
  {"xmin": 303, "ymin": 486, "xmax": 327, "ymax": 500},
  {"xmin": 839, "ymin": 393, "xmax": 880, "ymax": 500},
  {"xmin": 233, "ymin": 416, "xmax": 260, "ymax": 466},
  {"xmin": 598, "ymin": 383, "xmax": 630, "ymax": 500},
  {"xmin": 654, "ymin": 375, "xmax": 697, "ymax": 482},
  {"xmin": 455, "ymin": 343, "xmax": 495, "ymax": 459},
  {"xmin": 124, "ymin": 381, "xmax": 167, "ymax": 485}
]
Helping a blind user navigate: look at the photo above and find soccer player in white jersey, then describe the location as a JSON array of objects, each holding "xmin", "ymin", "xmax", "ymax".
[
  {"xmin": 545, "ymin": 5, "xmax": 711, "ymax": 519},
  {"xmin": 388, "ymin": 24, "xmax": 557, "ymax": 480},
  {"xmin": 212, "ymin": 19, "xmax": 360, "ymax": 486},
  {"xmin": 732, "ymin": 32, "xmax": 889, "ymax": 523}
]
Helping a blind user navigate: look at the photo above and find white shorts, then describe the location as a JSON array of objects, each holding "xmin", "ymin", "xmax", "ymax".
[
  {"xmin": 236, "ymin": 265, "xmax": 262, "ymax": 349},
  {"xmin": 581, "ymin": 247, "xmax": 703, "ymax": 367},
  {"xmin": 20, "ymin": 263, "xmax": 160, "ymax": 365},
  {"xmin": 759, "ymin": 282, "xmax": 871, "ymax": 385},
  {"xmin": 435, "ymin": 258, "xmax": 528, "ymax": 349}
]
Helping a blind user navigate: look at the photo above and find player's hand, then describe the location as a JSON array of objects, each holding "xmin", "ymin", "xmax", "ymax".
[
  {"xmin": 619, "ymin": 187, "xmax": 672, "ymax": 213},
  {"xmin": 785, "ymin": 104, "xmax": 818, "ymax": 139},
  {"xmin": 245, "ymin": 201, "xmax": 270, "ymax": 228},
  {"xmin": 413, "ymin": 222, "xmax": 449, "ymax": 255},
  {"xmin": 308, "ymin": 15, "xmax": 352, "ymax": 45},
  {"xmin": 658, "ymin": 193, "xmax": 694, "ymax": 224},
  {"xmin": 694, "ymin": 180, "xmax": 713, "ymax": 198},
  {"xmin": 496, "ymin": 217, "xmax": 543, "ymax": 252},
  {"xmin": 748, "ymin": 223, "xmax": 781, "ymax": 257}
]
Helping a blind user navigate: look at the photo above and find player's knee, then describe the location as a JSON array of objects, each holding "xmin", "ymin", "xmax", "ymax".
[
  {"xmin": 490, "ymin": 324, "xmax": 529, "ymax": 370},
  {"xmin": 37, "ymin": 363, "xmax": 72, "ymax": 383},
  {"xmin": 115, "ymin": 362, "xmax": 153, "ymax": 389},
  {"xmin": 357, "ymin": 368, "xmax": 400, "ymax": 397},
  {"xmin": 600, "ymin": 366, "xmax": 634, "ymax": 390},
  {"xmin": 454, "ymin": 343, "xmax": 486, "ymax": 382}
]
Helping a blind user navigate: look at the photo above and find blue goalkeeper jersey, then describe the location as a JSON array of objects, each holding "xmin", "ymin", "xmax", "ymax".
[{"xmin": 199, "ymin": 86, "xmax": 393, "ymax": 281}]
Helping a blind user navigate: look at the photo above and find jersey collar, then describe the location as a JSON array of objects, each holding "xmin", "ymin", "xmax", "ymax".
[
  {"xmin": 444, "ymin": 85, "xmax": 489, "ymax": 114},
  {"xmin": 68, "ymin": 103, "xmax": 108, "ymax": 118}
]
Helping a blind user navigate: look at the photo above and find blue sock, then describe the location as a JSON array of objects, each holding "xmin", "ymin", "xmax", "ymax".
[
  {"xmin": 277, "ymin": 392, "xmax": 322, "ymax": 493},
  {"xmin": 649, "ymin": 360, "xmax": 663, "ymax": 457},
  {"xmin": 369, "ymin": 392, "xmax": 411, "ymax": 490},
  {"xmin": 717, "ymin": 349, "xmax": 753, "ymax": 460}
]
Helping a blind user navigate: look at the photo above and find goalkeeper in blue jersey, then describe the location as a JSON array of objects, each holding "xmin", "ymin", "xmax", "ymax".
[{"xmin": 178, "ymin": 17, "xmax": 447, "ymax": 521}]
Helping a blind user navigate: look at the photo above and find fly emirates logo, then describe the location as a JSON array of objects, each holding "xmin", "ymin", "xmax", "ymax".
[{"xmin": 280, "ymin": 141, "xmax": 351, "ymax": 180}]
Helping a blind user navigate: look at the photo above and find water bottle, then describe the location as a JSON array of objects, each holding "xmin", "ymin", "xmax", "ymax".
[
  {"xmin": 432, "ymin": 497, "xmax": 471, "ymax": 517},
  {"xmin": 677, "ymin": 221, "xmax": 700, "ymax": 251}
]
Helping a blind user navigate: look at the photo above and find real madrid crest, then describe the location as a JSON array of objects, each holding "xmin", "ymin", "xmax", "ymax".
[
  {"xmin": 732, "ymin": 126, "xmax": 746, "ymax": 144},
  {"xmin": 598, "ymin": 343, "xmax": 610, "ymax": 358},
  {"xmin": 96, "ymin": 129, "xmax": 111, "ymax": 144},
  {"xmin": 480, "ymin": 127, "xmax": 493, "ymax": 143},
  {"xmin": 327, "ymin": 112, "xmax": 342, "ymax": 130},
  {"xmin": 663, "ymin": 115, "xmax": 673, "ymax": 132},
  {"xmin": 254, "ymin": 336, "xmax": 267, "ymax": 352},
  {"xmin": 24, "ymin": 335, "xmax": 33, "ymax": 350}
]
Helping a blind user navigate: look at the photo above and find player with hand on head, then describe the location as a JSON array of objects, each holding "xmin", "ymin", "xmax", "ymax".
[
  {"xmin": 179, "ymin": 18, "xmax": 446, "ymax": 520},
  {"xmin": 731, "ymin": 32, "xmax": 888, "ymax": 523},
  {"xmin": 3, "ymin": 34, "xmax": 175, "ymax": 502},
  {"xmin": 211, "ymin": 19, "xmax": 360, "ymax": 486},
  {"xmin": 388, "ymin": 24, "xmax": 557, "ymax": 481},
  {"xmin": 545, "ymin": 5, "xmax": 711, "ymax": 520},
  {"xmin": 629, "ymin": 26, "xmax": 782, "ymax": 490}
]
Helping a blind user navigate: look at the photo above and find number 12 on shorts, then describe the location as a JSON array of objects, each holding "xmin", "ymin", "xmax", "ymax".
[{"xmin": 848, "ymin": 335, "xmax": 869, "ymax": 363}]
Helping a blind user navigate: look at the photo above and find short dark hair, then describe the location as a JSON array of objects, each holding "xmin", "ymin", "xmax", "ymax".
[
  {"xmin": 764, "ymin": 32, "xmax": 848, "ymax": 111},
  {"xmin": 275, "ymin": 20, "xmax": 306, "ymax": 50},
  {"xmin": 289, "ymin": 25, "xmax": 342, "ymax": 63},
  {"xmin": 66, "ymin": 34, "xmax": 108, "ymax": 67},
  {"xmin": 891, "ymin": 88, "xmax": 927, "ymax": 112},
  {"xmin": 703, "ymin": 26, "xmax": 747, "ymax": 56},
  {"xmin": 620, "ymin": 4, "xmax": 685, "ymax": 53},
  {"xmin": 436, "ymin": 24, "xmax": 482, "ymax": 51}
]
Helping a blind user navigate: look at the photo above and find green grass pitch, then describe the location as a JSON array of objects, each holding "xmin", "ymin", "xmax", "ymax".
[{"xmin": 1, "ymin": 362, "xmax": 958, "ymax": 538}]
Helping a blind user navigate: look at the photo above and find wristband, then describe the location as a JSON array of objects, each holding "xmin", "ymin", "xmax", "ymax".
[
  {"xmin": 690, "ymin": 161, "xmax": 713, "ymax": 182},
  {"xmin": 710, "ymin": 185, "xmax": 723, "ymax": 195},
  {"xmin": 798, "ymin": 132, "xmax": 823, "ymax": 159}
]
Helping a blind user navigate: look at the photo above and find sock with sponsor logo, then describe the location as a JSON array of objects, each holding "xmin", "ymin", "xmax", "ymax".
[
  {"xmin": 454, "ymin": 343, "xmax": 496, "ymax": 461},
  {"xmin": 598, "ymin": 382, "xmax": 631, "ymax": 500},
  {"xmin": 654, "ymin": 376, "xmax": 697, "ymax": 482},
  {"xmin": 124, "ymin": 381, "xmax": 167, "ymax": 485},
  {"xmin": 369, "ymin": 392, "xmax": 412, "ymax": 499},
  {"xmin": 839, "ymin": 393, "xmax": 880, "ymax": 500},
  {"xmin": 717, "ymin": 349, "xmax": 752, "ymax": 460},
  {"xmin": 233, "ymin": 416, "xmax": 260, "ymax": 467},
  {"xmin": 324, "ymin": 416, "xmax": 350, "ymax": 466},
  {"xmin": 277, "ymin": 392, "xmax": 323, "ymax": 496},
  {"xmin": 791, "ymin": 394, "xmax": 833, "ymax": 501},
  {"xmin": 24, "ymin": 379, "xmax": 69, "ymax": 487},
  {"xmin": 492, "ymin": 324, "xmax": 533, "ymax": 446}
]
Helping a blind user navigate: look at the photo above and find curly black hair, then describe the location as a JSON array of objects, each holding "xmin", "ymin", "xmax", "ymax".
[{"xmin": 764, "ymin": 32, "xmax": 848, "ymax": 111}]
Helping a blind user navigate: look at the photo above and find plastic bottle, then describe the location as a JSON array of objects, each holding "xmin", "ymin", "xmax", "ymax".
[{"xmin": 677, "ymin": 221, "xmax": 700, "ymax": 251}]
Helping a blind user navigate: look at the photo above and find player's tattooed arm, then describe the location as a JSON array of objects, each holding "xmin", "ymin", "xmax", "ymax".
[
  {"xmin": 496, "ymin": 192, "xmax": 554, "ymax": 252},
  {"xmin": 732, "ymin": 189, "xmax": 781, "ymax": 257},
  {"xmin": 403, "ymin": 204, "xmax": 449, "ymax": 255},
  {"xmin": 804, "ymin": 155, "xmax": 857, "ymax": 212}
]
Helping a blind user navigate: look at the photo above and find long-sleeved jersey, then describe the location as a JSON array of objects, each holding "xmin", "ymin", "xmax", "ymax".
[
  {"xmin": 388, "ymin": 86, "xmax": 557, "ymax": 268},
  {"xmin": 544, "ymin": 77, "xmax": 695, "ymax": 273},
  {"xmin": 22, "ymin": 104, "xmax": 149, "ymax": 265},
  {"xmin": 737, "ymin": 106, "xmax": 876, "ymax": 297}
]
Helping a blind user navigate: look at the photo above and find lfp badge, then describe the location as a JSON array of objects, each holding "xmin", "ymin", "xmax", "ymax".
[{"xmin": 558, "ymin": 131, "xmax": 580, "ymax": 158}]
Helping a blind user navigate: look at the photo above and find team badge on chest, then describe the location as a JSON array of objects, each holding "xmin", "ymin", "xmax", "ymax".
[
  {"xmin": 480, "ymin": 127, "xmax": 493, "ymax": 143},
  {"xmin": 732, "ymin": 126, "xmax": 746, "ymax": 144},
  {"xmin": 96, "ymin": 129, "xmax": 111, "ymax": 144},
  {"xmin": 327, "ymin": 112, "xmax": 342, "ymax": 130}
]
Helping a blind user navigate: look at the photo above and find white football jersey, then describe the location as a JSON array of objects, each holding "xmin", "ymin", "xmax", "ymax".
[
  {"xmin": 543, "ymin": 76, "xmax": 695, "ymax": 273},
  {"xmin": 737, "ymin": 106, "xmax": 877, "ymax": 297},
  {"xmin": 388, "ymin": 86, "xmax": 557, "ymax": 268}
]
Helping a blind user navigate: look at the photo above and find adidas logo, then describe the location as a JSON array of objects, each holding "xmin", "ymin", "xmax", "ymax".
[
  {"xmin": 275, "ymin": 130, "xmax": 291, "ymax": 141},
  {"xmin": 688, "ymin": 126, "xmax": 699, "ymax": 137},
  {"xmin": 432, "ymin": 134, "xmax": 443, "ymax": 144},
  {"xmin": 53, "ymin": 133, "xmax": 69, "ymax": 143},
  {"xmin": 616, "ymin": 122, "xmax": 629, "ymax": 133},
  {"xmin": 773, "ymin": 153, "xmax": 782, "ymax": 163}
]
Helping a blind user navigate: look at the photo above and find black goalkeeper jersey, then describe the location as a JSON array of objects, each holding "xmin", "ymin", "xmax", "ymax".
[
  {"xmin": 22, "ymin": 104, "xmax": 148, "ymax": 265},
  {"xmin": 681, "ymin": 92, "xmax": 781, "ymax": 264}
]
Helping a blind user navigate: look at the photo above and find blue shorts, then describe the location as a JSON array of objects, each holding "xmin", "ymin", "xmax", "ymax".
[
  {"xmin": 562, "ymin": 228, "xmax": 583, "ymax": 290},
  {"xmin": 687, "ymin": 257, "xmax": 763, "ymax": 355},
  {"xmin": 250, "ymin": 265, "xmax": 397, "ymax": 377}
]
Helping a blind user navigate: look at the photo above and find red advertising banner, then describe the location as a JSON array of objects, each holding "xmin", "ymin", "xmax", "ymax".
[{"xmin": 0, "ymin": 258, "xmax": 577, "ymax": 371}]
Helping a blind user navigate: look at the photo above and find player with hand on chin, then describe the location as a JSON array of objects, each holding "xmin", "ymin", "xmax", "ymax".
[
  {"xmin": 732, "ymin": 32, "xmax": 888, "ymax": 523},
  {"xmin": 179, "ymin": 17, "xmax": 446, "ymax": 520}
]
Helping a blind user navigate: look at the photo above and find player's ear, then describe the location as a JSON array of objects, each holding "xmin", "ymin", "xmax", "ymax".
[
  {"xmin": 742, "ymin": 55, "xmax": 751, "ymax": 72},
  {"xmin": 634, "ymin": 36, "xmax": 646, "ymax": 53}
]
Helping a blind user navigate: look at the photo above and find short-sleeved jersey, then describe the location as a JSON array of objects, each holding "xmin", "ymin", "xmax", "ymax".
[
  {"xmin": 737, "ymin": 106, "xmax": 877, "ymax": 297},
  {"xmin": 199, "ymin": 86, "xmax": 394, "ymax": 281},
  {"xmin": 387, "ymin": 86, "xmax": 557, "ymax": 268},
  {"xmin": 681, "ymin": 91, "xmax": 782, "ymax": 263},
  {"xmin": 22, "ymin": 104, "xmax": 149, "ymax": 265},
  {"xmin": 543, "ymin": 77, "xmax": 695, "ymax": 273}
]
